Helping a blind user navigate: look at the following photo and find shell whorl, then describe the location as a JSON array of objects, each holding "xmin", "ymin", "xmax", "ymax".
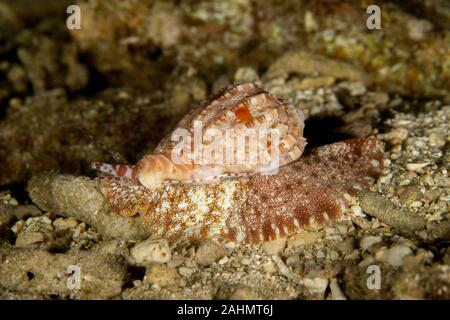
[
  {"xmin": 93, "ymin": 83, "xmax": 307, "ymax": 188},
  {"xmin": 156, "ymin": 83, "xmax": 307, "ymax": 183}
]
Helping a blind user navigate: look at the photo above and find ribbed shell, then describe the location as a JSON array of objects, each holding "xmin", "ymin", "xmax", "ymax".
[{"xmin": 151, "ymin": 82, "xmax": 307, "ymax": 184}]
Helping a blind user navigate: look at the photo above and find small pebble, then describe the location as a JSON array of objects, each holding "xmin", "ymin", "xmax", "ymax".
[
  {"xmin": 381, "ymin": 128, "xmax": 408, "ymax": 145},
  {"xmin": 218, "ymin": 256, "xmax": 229, "ymax": 265},
  {"xmin": 285, "ymin": 255, "xmax": 300, "ymax": 267},
  {"xmin": 399, "ymin": 179, "xmax": 411, "ymax": 186},
  {"xmin": 229, "ymin": 286, "xmax": 260, "ymax": 300},
  {"xmin": 167, "ymin": 255, "xmax": 186, "ymax": 269},
  {"xmin": 316, "ymin": 250, "xmax": 325, "ymax": 259},
  {"xmin": 234, "ymin": 67, "xmax": 259, "ymax": 83},
  {"xmin": 329, "ymin": 250, "xmax": 339, "ymax": 260},
  {"xmin": 406, "ymin": 162, "xmax": 429, "ymax": 171},
  {"xmin": 336, "ymin": 238, "xmax": 355, "ymax": 255},
  {"xmin": 195, "ymin": 240, "xmax": 228, "ymax": 266},
  {"xmin": 410, "ymin": 201, "xmax": 423, "ymax": 208},
  {"xmin": 397, "ymin": 184, "xmax": 421, "ymax": 205},
  {"xmin": 287, "ymin": 230, "xmax": 322, "ymax": 248},
  {"xmin": 375, "ymin": 245, "xmax": 413, "ymax": 267},
  {"xmin": 53, "ymin": 217, "xmax": 78, "ymax": 230},
  {"xmin": 11, "ymin": 220, "xmax": 24, "ymax": 234},
  {"xmin": 262, "ymin": 237, "xmax": 287, "ymax": 256},
  {"xmin": 145, "ymin": 264, "xmax": 179, "ymax": 288},
  {"xmin": 360, "ymin": 236, "xmax": 383, "ymax": 251},
  {"xmin": 336, "ymin": 224, "xmax": 348, "ymax": 235},
  {"xmin": 262, "ymin": 260, "xmax": 277, "ymax": 274},
  {"xmin": 351, "ymin": 205, "xmax": 365, "ymax": 217},
  {"xmin": 358, "ymin": 255, "xmax": 375, "ymax": 268},
  {"xmin": 303, "ymin": 277, "xmax": 329, "ymax": 295},
  {"xmin": 178, "ymin": 266, "xmax": 194, "ymax": 277},
  {"xmin": 379, "ymin": 173, "xmax": 393, "ymax": 184},
  {"xmin": 330, "ymin": 278, "xmax": 347, "ymax": 300},
  {"xmin": 428, "ymin": 133, "xmax": 446, "ymax": 147},
  {"xmin": 422, "ymin": 175, "xmax": 434, "ymax": 186},
  {"xmin": 15, "ymin": 231, "xmax": 45, "ymax": 248},
  {"xmin": 129, "ymin": 238, "xmax": 171, "ymax": 265}
]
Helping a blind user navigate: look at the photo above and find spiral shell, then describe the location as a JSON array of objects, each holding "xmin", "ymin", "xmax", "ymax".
[{"xmin": 93, "ymin": 83, "xmax": 306, "ymax": 188}]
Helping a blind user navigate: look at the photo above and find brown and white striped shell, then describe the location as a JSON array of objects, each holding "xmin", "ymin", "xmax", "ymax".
[{"xmin": 92, "ymin": 83, "xmax": 306, "ymax": 188}]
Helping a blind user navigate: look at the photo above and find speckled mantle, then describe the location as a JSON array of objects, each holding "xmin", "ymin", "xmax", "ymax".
[{"xmin": 100, "ymin": 138, "xmax": 384, "ymax": 244}]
